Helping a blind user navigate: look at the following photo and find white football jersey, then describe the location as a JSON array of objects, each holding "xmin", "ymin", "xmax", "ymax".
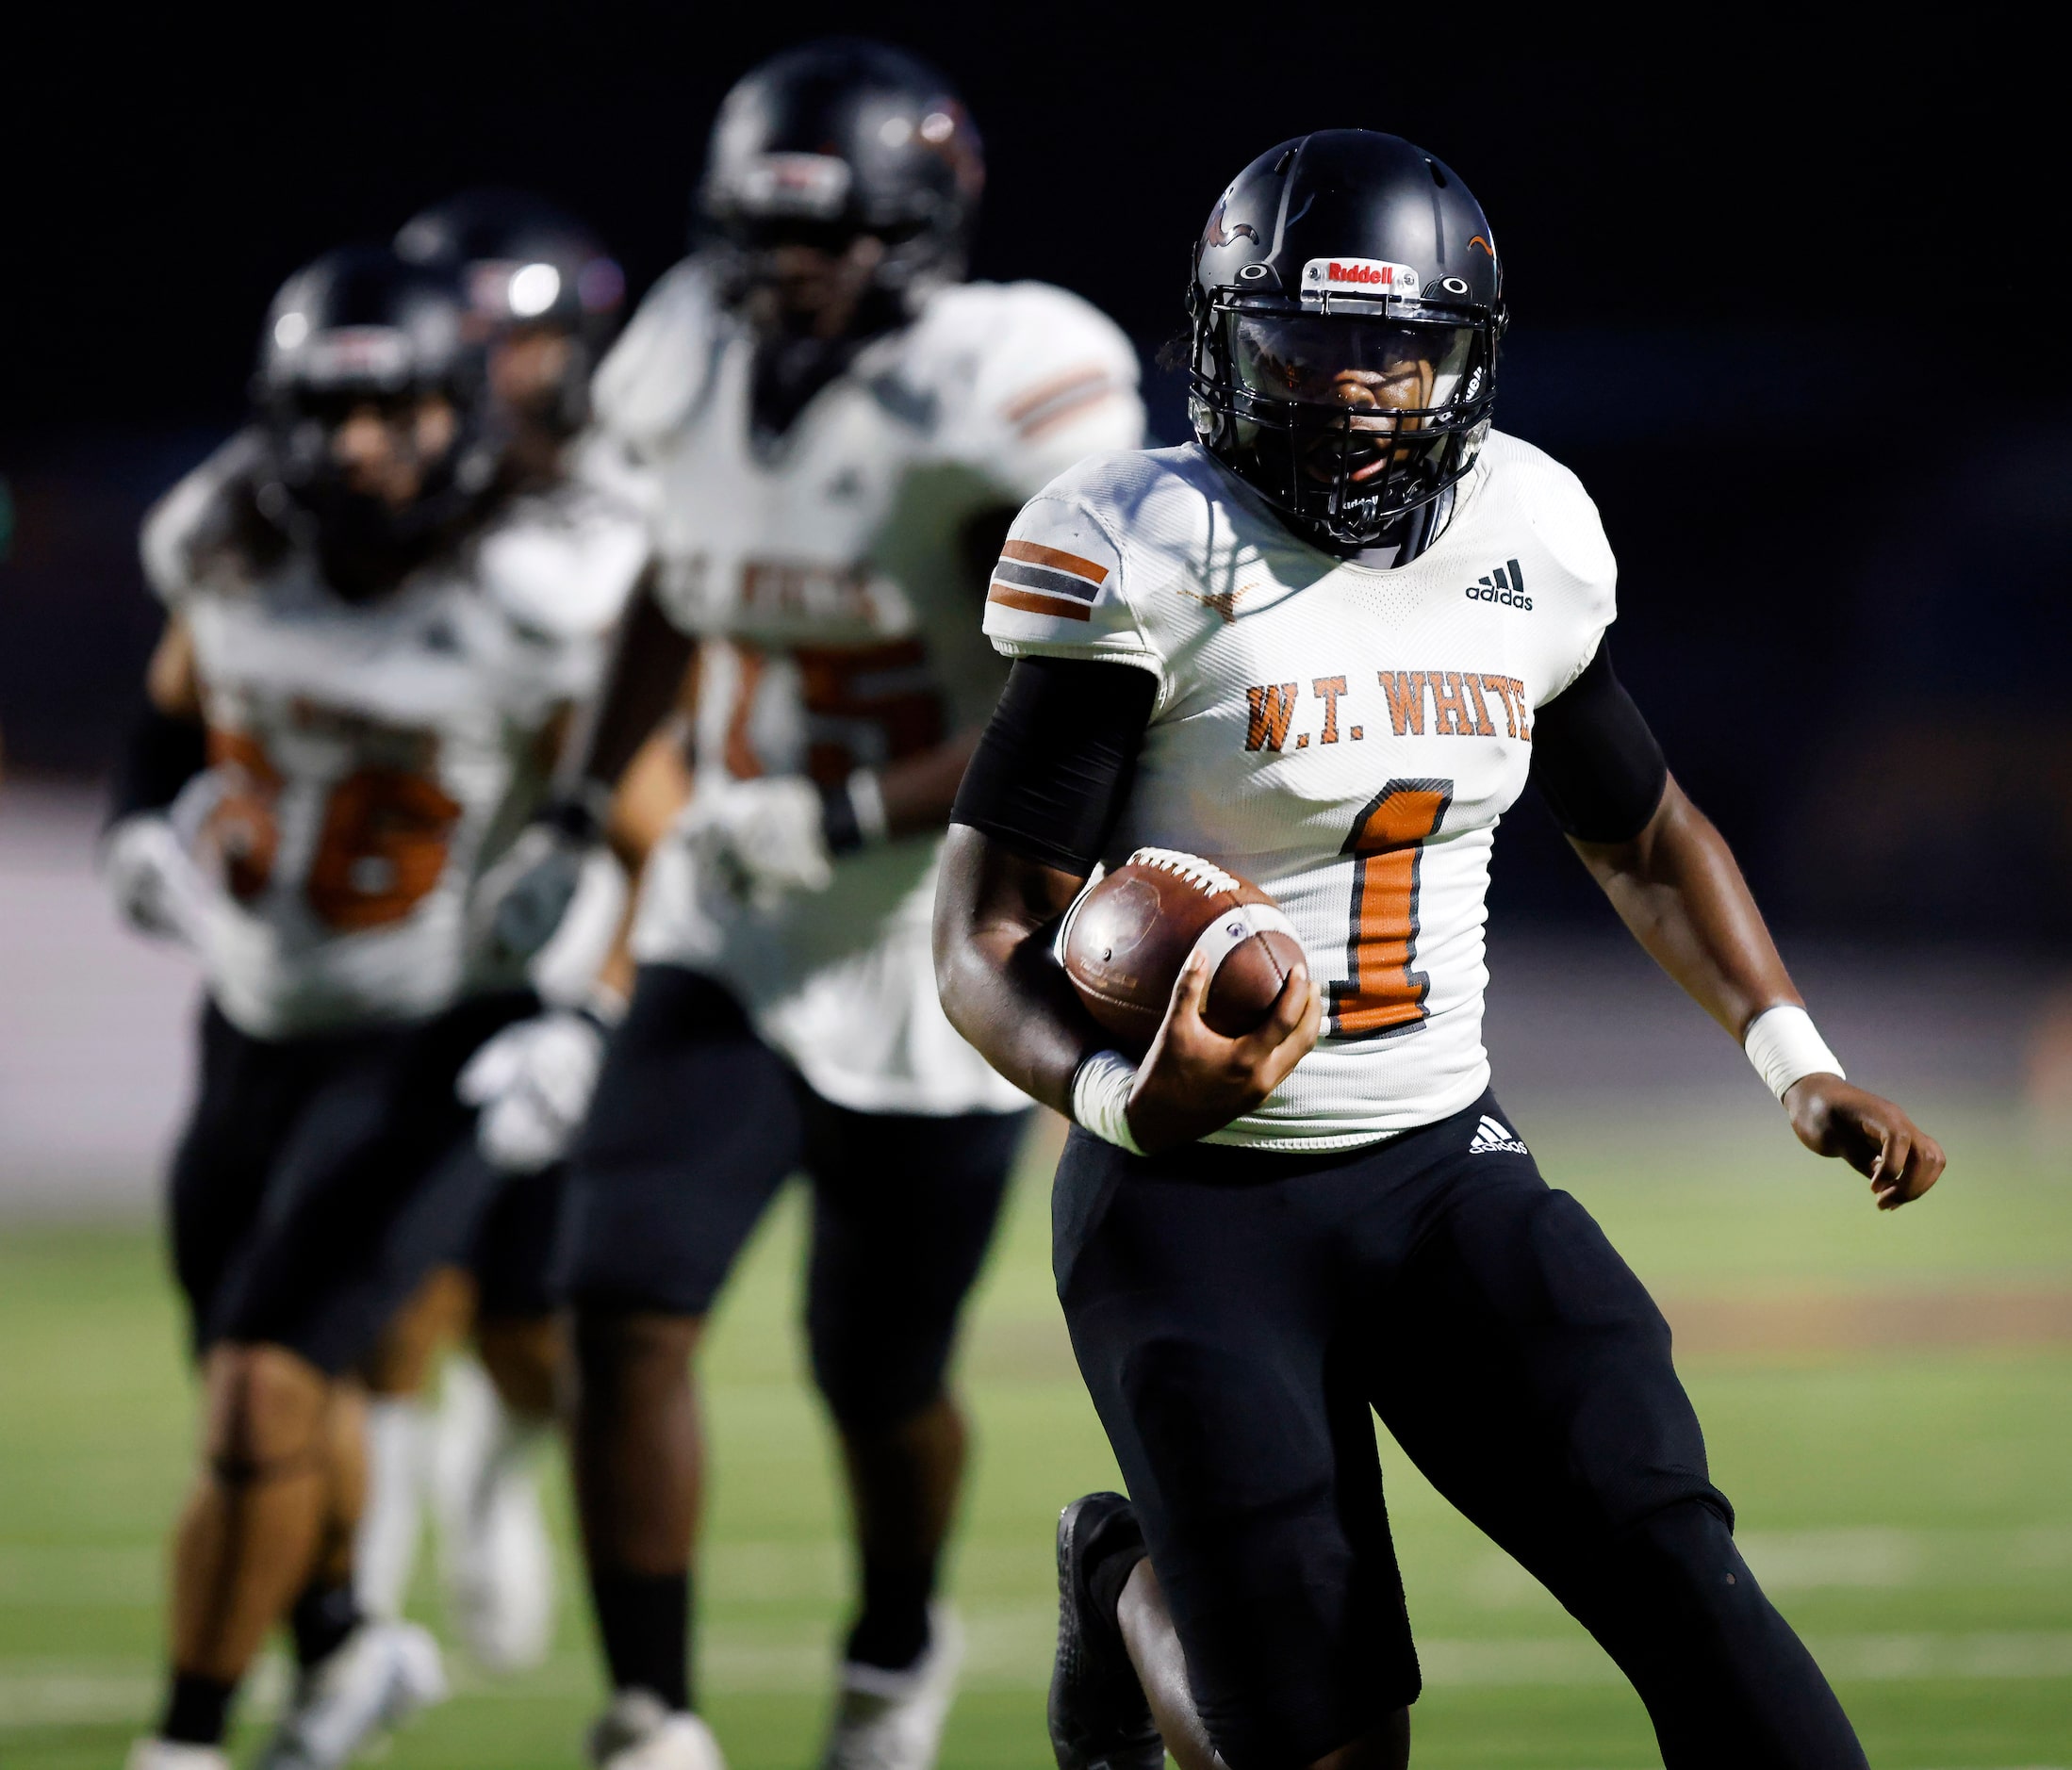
[
  {"xmin": 594, "ymin": 261, "xmax": 1145, "ymax": 1115},
  {"xmin": 983, "ymin": 433, "xmax": 1617, "ymax": 1148},
  {"xmin": 141, "ymin": 433, "xmax": 649, "ymax": 1039}
]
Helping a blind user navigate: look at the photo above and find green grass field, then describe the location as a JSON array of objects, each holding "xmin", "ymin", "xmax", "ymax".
[{"xmin": 3, "ymin": 1105, "xmax": 2068, "ymax": 1768}]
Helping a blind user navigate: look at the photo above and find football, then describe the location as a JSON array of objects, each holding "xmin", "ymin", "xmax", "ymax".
[{"xmin": 1061, "ymin": 847, "xmax": 1307, "ymax": 1050}]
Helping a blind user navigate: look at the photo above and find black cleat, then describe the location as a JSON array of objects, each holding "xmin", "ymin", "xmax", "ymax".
[{"xmin": 1048, "ymin": 1493, "xmax": 1163, "ymax": 1770}]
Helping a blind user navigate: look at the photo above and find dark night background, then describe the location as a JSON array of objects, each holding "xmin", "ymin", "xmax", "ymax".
[{"xmin": 5, "ymin": 9, "xmax": 2069, "ymax": 941}]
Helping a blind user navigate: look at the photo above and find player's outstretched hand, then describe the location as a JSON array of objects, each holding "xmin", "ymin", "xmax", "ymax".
[
  {"xmin": 1782, "ymin": 1074, "xmax": 1946, "ymax": 1210},
  {"xmin": 1126, "ymin": 948, "xmax": 1323, "ymax": 1154}
]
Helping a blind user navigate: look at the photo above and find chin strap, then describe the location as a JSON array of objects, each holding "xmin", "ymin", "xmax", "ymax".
[{"xmin": 1319, "ymin": 482, "xmax": 1457, "ymax": 567}]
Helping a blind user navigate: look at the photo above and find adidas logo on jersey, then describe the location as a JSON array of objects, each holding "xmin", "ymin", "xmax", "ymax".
[
  {"xmin": 1465, "ymin": 559, "xmax": 1531, "ymax": 610},
  {"xmin": 1467, "ymin": 1114, "xmax": 1530, "ymax": 1156},
  {"xmin": 1467, "ymin": 559, "xmax": 1533, "ymax": 617}
]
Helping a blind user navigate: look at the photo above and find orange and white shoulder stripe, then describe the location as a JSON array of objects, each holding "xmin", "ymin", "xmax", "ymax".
[
  {"xmin": 988, "ymin": 539, "xmax": 1110, "ymax": 622},
  {"xmin": 999, "ymin": 364, "xmax": 1126, "ymax": 442}
]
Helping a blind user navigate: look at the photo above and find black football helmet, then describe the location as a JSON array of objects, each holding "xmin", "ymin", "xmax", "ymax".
[
  {"xmin": 253, "ymin": 245, "xmax": 502, "ymax": 582},
  {"xmin": 395, "ymin": 189, "xmax": 626, "ymax": 434},
  {"xmin": 699, "ymin": 38, "xmax": 983, "ymax": 321},
  {"xmin": 1187, "ymin": 131, "xmax": 1505, "ymax": 554}
]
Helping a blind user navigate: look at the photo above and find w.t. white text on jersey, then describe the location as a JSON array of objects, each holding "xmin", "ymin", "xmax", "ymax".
[{"xmin": 982, "ymin": 434, "xmax": 1617, "ymax": 1148}]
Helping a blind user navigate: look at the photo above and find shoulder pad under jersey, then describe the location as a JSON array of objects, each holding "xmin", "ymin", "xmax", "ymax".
[
  {"xmin": 1469, "ymin": 432, "xmax": 1619, "ymax": 701},
  {"xmin": 472, "ymin": 478, "xmax": 651, "ymax": 640},
  {"xmin": 899, "ymin": 280, "xmax": 1146, "ymax": 500},
  {"xmin": 980, "ymin": 446, "xmax": 1174, "ymax": 680},
  {"xmin": 588, "ymin": 256, "xmax": 729, "ymax": 451},
  {"xmin": 139, "ymin": 429, "xmax": 272, "ymax": 604}
]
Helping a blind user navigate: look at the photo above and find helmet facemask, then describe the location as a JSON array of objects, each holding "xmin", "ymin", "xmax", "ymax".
[
  {"xmin": 699, "ymin": 51, "xmax": 982, "ymax": 345},
  {"xmin": 1191, "ymin": 303, "xmax": 1496, "ymax": 551},
  {"xmin": 709, "ymin": 212, "xmax": 923, "ymax": 348},
  {"xmin": 260, "ymin": 372, "xmax": 501, "ymax": 597}
]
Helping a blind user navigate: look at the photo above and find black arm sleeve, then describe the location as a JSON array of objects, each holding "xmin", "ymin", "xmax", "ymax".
[
  {"xmin": 950, "ymin": 655, "xmax": 1158, "ymax": 874},
  {"xmin": 1527, "ymin": 642, "xmax": 1669, "ymax": 843},
  {"xmin": 107, "ymin": 702, "xmax": 207, "ymax": 827}
]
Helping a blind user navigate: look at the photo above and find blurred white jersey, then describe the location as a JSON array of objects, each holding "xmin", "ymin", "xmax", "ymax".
[
  {"xmin": 593, "ymin": 262, "xmax": 1144, "ymax": 1114},
  {"xmin": 983, "ymin": 434, "xmax": 1617, "ymax": 1148},
  {"xmin": 142, "ymin": 434, "xmax": 648, "ymax": 1039}
]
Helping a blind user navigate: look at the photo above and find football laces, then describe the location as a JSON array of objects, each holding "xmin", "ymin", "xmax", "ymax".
[{"xmin": 1128, "ymin": 846, "xmax": 1242, "ymax": 898}]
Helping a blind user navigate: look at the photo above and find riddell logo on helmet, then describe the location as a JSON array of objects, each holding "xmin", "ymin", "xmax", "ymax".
[{"xmin": 1301, "ymin": 257, "xmax": 1422, "ymax": 298}]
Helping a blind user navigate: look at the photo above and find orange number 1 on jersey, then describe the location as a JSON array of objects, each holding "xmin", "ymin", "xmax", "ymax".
[{"xmin": 1327, "ymin": 778, "xmax": 1453, "ymax": 1038}]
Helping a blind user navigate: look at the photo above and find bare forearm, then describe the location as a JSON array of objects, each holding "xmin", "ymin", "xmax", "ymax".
[
  {"xmin": 1570, "ymin": 776, "xmax": 1799, "ymax": 1040},
  {"xmin": 561, "ymin": 581, "xmax": 697, "ymax": 795},
  {"xmin": 146, "ymin": 615, "xmax": 203, "ymax": 719},
  {"xmin": 933, "ymin": 825, "xmax": 1099, "ymax": 1112},
  {"xmin": 593, "ymin": 727, "xmax": 695, "ymax": 1000}
]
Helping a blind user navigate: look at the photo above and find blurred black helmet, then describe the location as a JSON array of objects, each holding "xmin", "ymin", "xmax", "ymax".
[
  {"xmin": 253, "ymin": 245, "xmax": 502, "ymax": 581},
  {"xmin": 396, "ymin": 189, "xmax": 626, "ymax": 434},
  {"xmin": 1187, "ymin": 131, "xmax": 1505, "ymax": 553},
  {"xmin": 700, "ymin": 38, "xmax": 983, "ymax": 317}
]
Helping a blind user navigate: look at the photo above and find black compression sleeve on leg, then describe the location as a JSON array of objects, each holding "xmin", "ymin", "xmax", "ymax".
[
  {"xmin": 950, "ymin": 656, "xmax": 1158, "ymax": 873},
  {"xmin": 1528, "ymin": 643, "xmax": 1669, "ymax": 843},
  {"xmin": 160, "ymin": 1673, "xmax": 236, "ymax": 1745},
  {"xmin": 848, "ymin": 1562, "xmax": 935, "ymax": 1673},
  {"xmin": 288, "ymin": 1578, "xmax": 362, "ymax": 1669},
  {"xmin": 589, "ymin": 1566, "xmax": 692, "ymax": 1711},
  {"xmin": 109, "ymin": 702, "xmax": 207, "ymax": 825}
]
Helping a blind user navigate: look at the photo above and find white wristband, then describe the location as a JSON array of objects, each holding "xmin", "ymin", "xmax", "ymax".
[
  {"xmin": 1071, "ymin": 1049, "xmax": 1145, "ymax": 1155},
  {"xmin": 1743, "ymin": 1005, "xmax": 1844, "ymax": 1101},
  {"xmin": 847, "ymin": 768, "xmax": 890, "ymax": 846}
]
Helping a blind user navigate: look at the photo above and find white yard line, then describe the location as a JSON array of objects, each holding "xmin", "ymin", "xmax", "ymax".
[
  {"xmin": 8, "ymin": 1626, "xmax": 2071, "ymax": 1726},
  {"xmin": 1463, "ymin": 1525, "xmax": 2072, "ymax": 1606}
]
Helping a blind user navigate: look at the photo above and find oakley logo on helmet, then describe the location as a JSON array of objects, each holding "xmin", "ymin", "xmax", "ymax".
[
  {"xmin": 730, "ymin": 153, "xmax": 853, "ymax": 220},
  {"xmin": 1302, "ymin": 258, "xmax": 1421, "ymax": 297}
]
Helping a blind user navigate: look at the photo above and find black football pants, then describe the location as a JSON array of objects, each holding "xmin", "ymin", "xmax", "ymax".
[
  {"xmin": 1055, "ymin": 1090, "xmax": 1866, "ymax": 1770},
  {"xmin": 169, "ymin": 990, "xmax": 535, "ymax": 1373},
  {"xmin": 555, "ymin": 964, "xmax": 1025, "ymax": 1432}
]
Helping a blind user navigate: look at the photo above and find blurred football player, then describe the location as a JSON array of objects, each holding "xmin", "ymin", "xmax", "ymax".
[
  {"xmin": 486, "ymin": 38, "xmax": 1143, "ymax": 1770},
  {"xmin": 317, "ymin": 189, "xmax": 636, "ymax": 1677},
  {"xmin": 934, "ymin": 130, "xmax": 1947, "ymax": 1770},
  {"xmin": 397, "ymin": 188, "xmax": 628, "ymax": 483},
  {"xmin": 103, "ymin": 245, "xmax": 649, "ymax": 1770}
]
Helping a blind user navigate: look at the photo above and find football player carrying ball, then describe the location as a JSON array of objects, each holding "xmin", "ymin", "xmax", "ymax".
[{"xmin": 935, "ymin": 130, "xmax": 1944, "ymax": 1770}]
